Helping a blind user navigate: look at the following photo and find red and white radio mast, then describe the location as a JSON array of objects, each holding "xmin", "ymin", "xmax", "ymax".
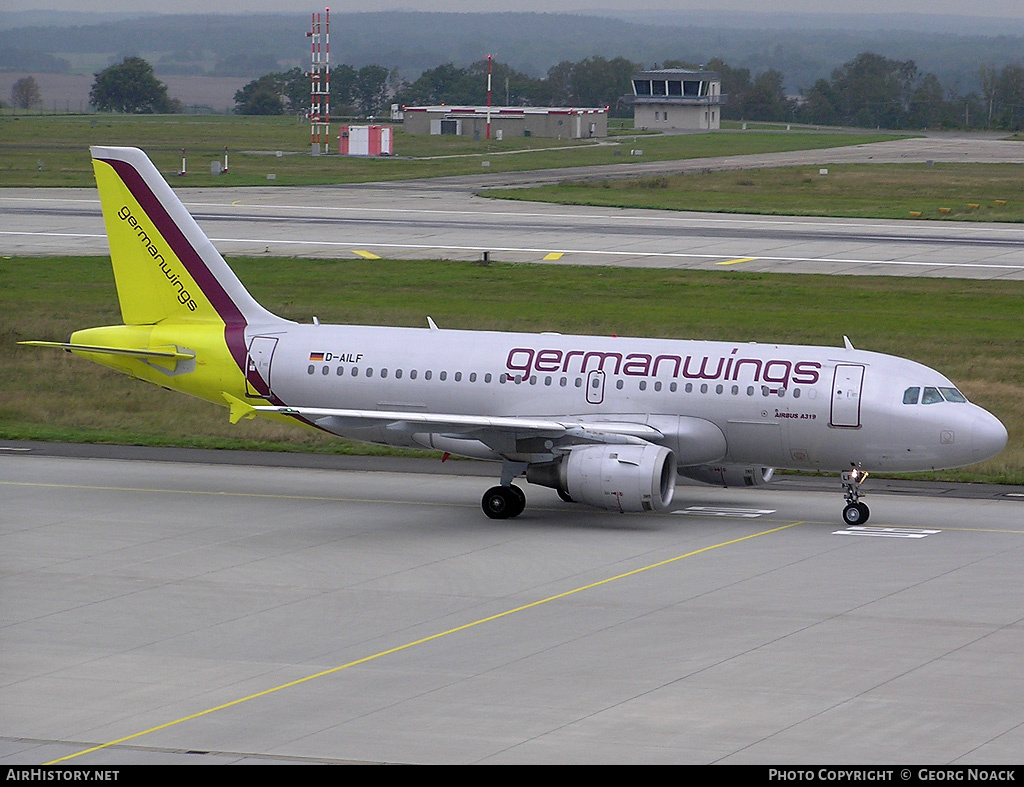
[{"xmin": 308, "ymin": 8, "xmax": 331, "ymax": 155}]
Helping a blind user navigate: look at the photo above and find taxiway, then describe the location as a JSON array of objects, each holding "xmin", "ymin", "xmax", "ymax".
[{"xmin": 3, "ymin": 447, "xmax": 1023, "ymax": 764}]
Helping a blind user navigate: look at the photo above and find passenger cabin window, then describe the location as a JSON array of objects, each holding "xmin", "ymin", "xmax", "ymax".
[{"xmin": 903, "ymin": 387, "xmax": 920, "ymax": 404}]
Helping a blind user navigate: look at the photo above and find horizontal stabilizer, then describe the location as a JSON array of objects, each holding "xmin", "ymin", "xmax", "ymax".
[{"xmin": 19, "ymin": 341, "xmax": 194, "ymax": 360}]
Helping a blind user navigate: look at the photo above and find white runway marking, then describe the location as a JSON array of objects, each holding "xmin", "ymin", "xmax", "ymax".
[
  {"xmin": 833, "ymin": 526, "xmax": 940, "ymax": 538},
  {"xmin": 676, "ymin": 506, "xmax": 776, "ymax": 518}
]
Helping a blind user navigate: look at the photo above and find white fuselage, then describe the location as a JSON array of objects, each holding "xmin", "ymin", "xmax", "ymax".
[{"xmin": 243, "ymin": 322, "xmax": 1006, "ymax": 474}]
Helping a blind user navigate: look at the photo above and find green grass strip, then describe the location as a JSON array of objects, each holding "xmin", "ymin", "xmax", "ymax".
[{"xmin": 2, "ymin": 255, "xmax": 1020, "ymax": 483}]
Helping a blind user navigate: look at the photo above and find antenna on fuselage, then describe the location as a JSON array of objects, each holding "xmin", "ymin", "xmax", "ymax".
[{"xmin": 843, "ymin": 335, "xmax": 855, "ymax": 350}]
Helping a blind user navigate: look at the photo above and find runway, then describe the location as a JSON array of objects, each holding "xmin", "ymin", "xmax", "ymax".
[
  {"xmin": 3, "ymin": 136, "xmax": 1024, "ymax": 279},
  {"xmin": 3, "ymin": 447, "xmax": 1024, "ymax": 764}
]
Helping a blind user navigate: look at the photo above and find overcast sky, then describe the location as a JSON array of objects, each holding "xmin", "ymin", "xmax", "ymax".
[{"xmin": 5, "ymin": 1, "xmax": 1024, "ymax": 18}]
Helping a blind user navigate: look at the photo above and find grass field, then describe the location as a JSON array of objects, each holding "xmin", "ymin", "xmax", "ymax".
[
  {"xmin": 484, "ymin": 163, "xmax": 1024, "ymax": 222},
  {"xmin": 2, "ymin": 255, "xmax": 1020, "ymax": 484},
  {"xmin": 0, "ymin": 113, "xmax": 907, "ymax": 187}
]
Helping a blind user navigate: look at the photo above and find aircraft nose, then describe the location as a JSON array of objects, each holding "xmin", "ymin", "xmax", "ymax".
[{"xmin": 970, "ymin": 407, "xmax": 1008, "ymax": 462}]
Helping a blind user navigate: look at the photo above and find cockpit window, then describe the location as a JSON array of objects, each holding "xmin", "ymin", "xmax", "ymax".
[
  {"xmin": 903, "ymin": 387, "xmax": 920, "ymax": 404},
  {"xmin": 921, "ymin": 386, "xmax": 944, "ymax": 404},
  {"xmin": 939, "ymin": 387, "xmax": 968, "ymax": 403}
]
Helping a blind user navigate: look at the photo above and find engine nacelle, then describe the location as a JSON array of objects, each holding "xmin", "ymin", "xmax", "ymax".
[
  {"xmin": 679, "ymin": 464, "xmax": 775, "ymax": 487},
  {"xmin": 528, "ymin": 444, "xmax": 676, "ymax": 513}
]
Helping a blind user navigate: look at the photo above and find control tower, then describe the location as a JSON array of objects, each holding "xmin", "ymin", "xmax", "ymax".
[{"xmin": 631, "ymin": 69, "xmax": 723, "ymax": 130}]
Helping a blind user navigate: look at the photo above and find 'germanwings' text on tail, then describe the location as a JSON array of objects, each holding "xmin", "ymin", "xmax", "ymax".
[{"xmin": 23, "ymin": 147, "xmax": 1008, "ymax": 523}]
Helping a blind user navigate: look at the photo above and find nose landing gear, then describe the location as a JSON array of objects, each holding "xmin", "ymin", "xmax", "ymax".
[{"xmin": 841, "ymin": 466, "xmax": 870, "ymax": 525}]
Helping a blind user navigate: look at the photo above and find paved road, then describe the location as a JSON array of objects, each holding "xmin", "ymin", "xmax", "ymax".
[
  {"xmin": 2, "ymin": 447, "xmax": 1023, "ymax": 764},
  {"xmin": 3, "ymin": 136, "xmax": 1024, "ymax": 279}
]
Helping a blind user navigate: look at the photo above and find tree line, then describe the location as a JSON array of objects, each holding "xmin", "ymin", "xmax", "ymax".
[
  {"xmin": 234, "ymin": 52, "xmax": 1024, "ymax": 131},
  {"xmin": 72, "ymin": 53, "xmax": 1024, "ymax": 132}
]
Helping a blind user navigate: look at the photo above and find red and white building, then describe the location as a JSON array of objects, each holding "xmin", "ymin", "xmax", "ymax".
[{"xmin": 339, "ymin": 125, "xmax": 393, "ymax": 156}]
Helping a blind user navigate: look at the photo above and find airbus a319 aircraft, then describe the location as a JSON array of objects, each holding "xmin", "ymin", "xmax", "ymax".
[{"xmin": 24, "ymin": 147, "xmax": 1008, "ymax": 523}]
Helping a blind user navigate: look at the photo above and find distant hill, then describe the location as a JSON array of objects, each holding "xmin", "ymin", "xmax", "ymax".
[{"xmin": 1, "ymin": 10, "xmax": 1021, "ymax": 94}]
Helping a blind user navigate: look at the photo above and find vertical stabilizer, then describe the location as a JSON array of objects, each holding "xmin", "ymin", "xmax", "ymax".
[{"xmin": 90, "ymin": 146, "xmax": 280, "ymax": 328}]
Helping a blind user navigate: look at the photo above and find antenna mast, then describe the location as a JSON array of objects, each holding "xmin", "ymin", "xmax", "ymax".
[{"xmin": 308, "ymin": 8, "xmax": 331, "ymax": 155}]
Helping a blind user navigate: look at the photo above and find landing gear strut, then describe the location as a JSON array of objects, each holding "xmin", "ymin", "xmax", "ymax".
[{"xmin": 841, "ymin": 465, "xmax": 870, "ymax": 525}]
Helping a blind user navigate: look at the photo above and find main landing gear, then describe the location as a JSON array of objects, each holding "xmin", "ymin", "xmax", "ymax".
[
  {"xmin": 841, "ymin": 465, "xmax": 870, "ymax": 525},
  {"xmin": 482, "ymin": 484, "xmax": 526, "ymax": 519},
  {"xmin": 482, "ymin": 460, "xmax": 529, "ymax": 519}
]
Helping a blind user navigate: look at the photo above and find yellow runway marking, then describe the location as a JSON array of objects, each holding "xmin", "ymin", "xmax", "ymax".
[
  {"xmin": 716, "ymin": 257, "xmax": 757, "ymax": 266},
  {"xmin": 43, "ymin": 518, "xmax": 804, "ymax": 764},
  {"xmin": 543, "ymin": 252, "xmax": 564, "ymax": 261},
  {"xmin": 352, "ymin": 250, "xmax": 381, "ymax": 259}
]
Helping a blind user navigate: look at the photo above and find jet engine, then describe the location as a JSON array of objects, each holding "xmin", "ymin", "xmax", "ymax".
[
  {"xmin": 527, "ymin": 443, "xmax": 676, "ymax": 512},
  {"xmin": 679, "ymin": 464, "xmax": 775, "ymax": 487}
]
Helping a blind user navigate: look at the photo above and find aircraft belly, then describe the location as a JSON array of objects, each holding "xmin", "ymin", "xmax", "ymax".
[{"xmin": 722, "ymin": 420, "xmax": 785, "ymax": 465}]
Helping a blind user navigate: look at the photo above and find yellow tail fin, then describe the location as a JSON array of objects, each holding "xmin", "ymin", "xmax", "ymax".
[{"xmin": 91, "ymin": 146, "xmax": 278, "ymax": 327}]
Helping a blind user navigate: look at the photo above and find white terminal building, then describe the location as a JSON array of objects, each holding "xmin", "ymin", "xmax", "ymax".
[
  {"xmin": 402, "ymin": 106, "xmax": 608, "ymax": 139},
  {"xmin": 631, "ymin": 69, "xmax": 723, "ymax": 130}
]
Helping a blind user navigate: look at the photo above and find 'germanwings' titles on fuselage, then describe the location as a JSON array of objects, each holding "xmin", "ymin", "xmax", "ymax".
[{"xmin": 26, "ymin": 146, "xmax": 1007, "ymax": 523}]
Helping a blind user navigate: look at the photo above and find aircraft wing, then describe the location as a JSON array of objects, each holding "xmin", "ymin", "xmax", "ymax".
[{"xmin": 224, "ymin": 395, "xmax": 663, "ymax": 451}]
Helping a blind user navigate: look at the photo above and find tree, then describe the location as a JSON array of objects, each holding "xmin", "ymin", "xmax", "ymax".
[
  {"xmin": 90, "ymin": 57, "xmax": 174, "ymax": 113},
  {"xmin": 742, "ymin": 69, "xmax": 791, "ymax": 122},
  {"xmin": 330, "ymin": 64, "xmax": 359, "ymax": 114},
  {"xmin": 234, "ymin": 68, "xmax": 307, "ymax": 115},
  {"xmin": 908, "ymin": 73, "xmax": 948, "ymax": 128},
  {"xmin": 799, "ymin": 78, "xmax": 841, "ymax": 126},
  {"xmin": 544, "ymin": 56, "xmax": 639, "ymax": 116},
  {"xmin": 355, "ymin": 65, "xmax": 390, "ymax": 117},
  {"xmin": 392, "ymin": 62, "xmax": 466, "ymax": 106},
  {"xmin": 234, "ymin": 79, "xmax": 285, "ymax": 115},
  {"xmin": 11, "ymin": 76, "xmax": 42, "ymax": 109},
  {"xmin": 819, "ymin": 53, "xmax": 920, "ymax": 129},
  {"xmin": 700, "ymin": 58, "xmax": 751, "ymax": 121},
  {"xmin": 992, "ymin": 64, "xmax": 1024, "ymax": 131}
]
